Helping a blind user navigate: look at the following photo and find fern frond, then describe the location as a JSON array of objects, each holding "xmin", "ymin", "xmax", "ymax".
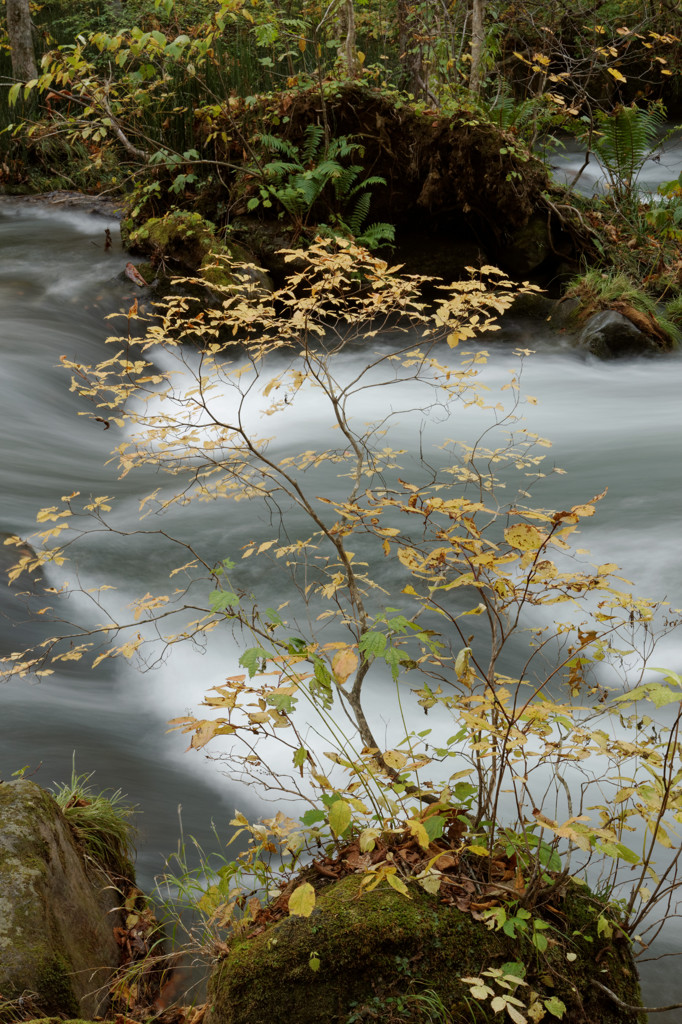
[
  {"xmin": 344, "ymin": 174, "xmax": 386, "ymax": 199},
  {"xmin": 292, "ymin": 173, "xmax": 325, "ymax": 207},
  {"xmin": 346, "ymin": 191, "xmax": 371, "ymax": 236},
  {"xmin": 274, "ymin": 185, "xmax": 309, "ymax": 217},
  {"xmin": 300, "ymin": 125, "xmax": 325, "ymax": 165},
  {"xmin": 332, "ymin": 165, "xmax": 361, "ymax": 200},
  {"xmin": 595, "ymin": 105, "xmax": 665, "ymax": 195},
  {"xmin": 356, "ymin": 221, "xmax": 395, "ymax": 248},
  {"xmin": 257, "ymin": 133, "xmax": 298, "ymax": 158},
  {"xmin": 264, "ymin": 159, "xmax": 304, "ymax": 179},
  {"xmin": 328, "ymin": 136, "xmax": 363, "ymax": 160}
]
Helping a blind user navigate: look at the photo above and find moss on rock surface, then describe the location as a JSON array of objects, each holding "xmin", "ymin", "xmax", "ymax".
[
  {"xmin": 205, "ymin": 874, "xmax": 645, "ymax": 1024},
  {"xmin": 126, "ymin": 210, "xmax": 217, "ymax": 269},
  {"xmin": 0, "ymin": 781, "xmax": 124, "ymax": 1021},
  {"xmin": 124, "ymin": 212, "xmax": 273, "ymax": 298}
]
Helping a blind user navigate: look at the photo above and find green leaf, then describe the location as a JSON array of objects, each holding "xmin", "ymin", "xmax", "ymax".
[
  {"xmin": 384, "ymin": 646, "xmax": 408, "ymax": 680},
  {"xmin": 328, "ymin": 799, "xmax": 351, "ymax": 837},
  {"xmin": 423, "ymin": 814, "xmax": 445, "ymax": 841},
  {"xmin": 612, "ymin": 681, "xmax": 682, "ymax": 709},
  {"xmin": 308, "ymin": 952, "xmax": 321, "ymax": 972},
  {"xmin": 358, "ymin": 630, "xmax": 387, "ymax": 657},
  {"xmin": 301, "ymin": 808, "xmax": 325, "ymax": 826},
  {"xmin": 544, "ymin": 996, "xmax": 566, "ymax": 1019},
  {"xmin": 500, "ymin": 961, "xmax": 526, "ymax": 980},
  {"xmin": 8, "ymin": 83, "xmax": 21, "ymax": 107},
  {"xmin": 288, "ymin": 882, "xmax": 315, "ymax": 917},
  {"xmin": 596, "ymin": 840, "xmax": 640, "ymax": 864},
  {"xmin": 265, "ymin": 607, "xmax": 284, "ymax": 626},
  {"xmin": 293, "ymin": 746, "xmax": 308, "ymax": 769},
  {"xmin": 239, "ymin": 646, "xmax": 269, "ymax": 676},
  {"xmin": 209, "ymin": 589, "xmax": 239, "ymax": 612}
]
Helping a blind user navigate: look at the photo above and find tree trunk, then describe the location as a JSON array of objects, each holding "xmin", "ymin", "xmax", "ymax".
[
  {"xmin": 469, "ymin": 0, "xmax": 486, "ymax": 98},
  {"xmin": 397, "ymin": 0, "xmax": 426, "ymax": 99},
  {"xmin": 6, "ymin": 0, "xmax": 38, "ymax": 81},
  {"xmin": 338, "ymin": 0, "xmax": 357, "ymax": 77}
]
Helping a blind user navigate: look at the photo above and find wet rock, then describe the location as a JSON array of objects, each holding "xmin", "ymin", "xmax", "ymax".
[
  {"xmin": 0, "ymin": 780, "xmax": 124, "ymax": 1018},
  {"xmin": 576, "ymin": 310, "xmax": 662, "ymax": 358}
]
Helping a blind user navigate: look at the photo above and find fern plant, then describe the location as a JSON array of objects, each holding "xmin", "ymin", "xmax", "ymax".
[
  {"xmin": 593, "ymin": 103, "xmax": 668, "ymax": 203},
  {"xmin": 245, "ymin": 126, "xmax": 394, "ymax": 248}
]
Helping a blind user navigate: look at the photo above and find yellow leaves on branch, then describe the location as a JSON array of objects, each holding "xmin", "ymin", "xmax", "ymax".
[
  {"xmin": 133, "ymin": 592, "xmax": 170, "ymax": 620},
  {"xmin": 169, "ymin": 715, "xmax": 236, "ymax": 750}
]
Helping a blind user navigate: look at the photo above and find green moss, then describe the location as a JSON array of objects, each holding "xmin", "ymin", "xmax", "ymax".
[
  {"xmin": 34, "ymin": 955, "xmax": 80, "ymax": 1019},
  {"xmin": 127, "ymin": 211, "xmax": 217, "ymax": 270},
  {"xmin": 206, "ymin": 875, "xmax": 645, "ymax": 1024}
]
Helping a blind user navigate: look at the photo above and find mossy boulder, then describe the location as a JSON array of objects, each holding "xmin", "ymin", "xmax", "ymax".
[
  {"xmin": 125, "ymin": 210, "xmax": 217, "ymax": 269},
  {"xmin": 205, "ymin": 874, "xmax": 645, "ymax": 1024},
  {"xmin": 124, "ymin": 212, "xmax": 272, "ymax": 297},
  {"xmin": 0, "ymin": 780, "xmax": 124, "ymax": 1020}
]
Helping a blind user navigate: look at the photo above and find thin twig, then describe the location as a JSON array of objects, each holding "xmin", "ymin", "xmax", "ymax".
[{"xmin": 591, "ymin": 978, "xmax": 682, "ymax": 1013}]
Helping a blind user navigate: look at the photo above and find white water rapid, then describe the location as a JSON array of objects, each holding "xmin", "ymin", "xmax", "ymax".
[{"xmin": 0, "ymin": 199, "xmax": 681, "ymax": 1018}]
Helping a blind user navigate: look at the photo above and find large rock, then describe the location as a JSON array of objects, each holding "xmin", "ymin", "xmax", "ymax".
[
  {"xmin": 0, "ymin": 780, "xmax": 123, "ymax": 1017},
  {"xmin": 205, "ymin": 873, "xmax": 645, "ymax": 1024},
  {"xmin": 576, "ymin": 310, "xmax": 663, "ymax": 358}
]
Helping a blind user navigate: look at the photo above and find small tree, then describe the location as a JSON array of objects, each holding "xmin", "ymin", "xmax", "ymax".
[{"xmin": 4, "ymin": 241, "xmax": 682, "ymax": 1010}]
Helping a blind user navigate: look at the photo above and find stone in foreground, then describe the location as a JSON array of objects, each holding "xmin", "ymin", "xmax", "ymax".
[{"xmin": 0, "ymin": 780, "xmax": 123, "ymax": 1018}]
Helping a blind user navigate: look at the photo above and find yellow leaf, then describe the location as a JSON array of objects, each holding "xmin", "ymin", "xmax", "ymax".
[
  {"xmin": 359, "ymin": 827, "xmax": 381, "ymax": 852},
  {"xmin": 466, "ymin": 845, "xmax": 490, "ymax": 856},
  {"xmin": 332, "ymin": 647, "xmax": 358, "ymax": 685},
  {"xmin": 288, "ymin": 882, "xmax": 316, "ymax": 917},
  {"xmin": 607, "ymin": 67, "xmax": 627, "ymax": 83},
  {"xmin": 504, "ymin": 523, "xmax": 546, "ymax": 551},
  {"xmin": 455, "ymin": 646, "xmax": 475, "ymax": 684},
  {"xmin": 383, "ymin": 749, "xmax": 407, "ymax": 770},
  {"xmin": 188, "ymin": 719, "xmax": 235, "ymax": 749},
  {"xmin": 406, "ymin": 818, "xmax": 430, "ymax": 849},
  {"xmin": 386, "ymin": 872, "xmax": 411, "ymax": 897},
  {"xmin": 328, "ymin": 799, "xmax": 351, "ymax": 836},
  {"xmin": 298, "ymin": 36, "xmax": 306, "ymax": 52},
  {"xmin": 570, "ymin": 503, "xmax": 596, "ymax": 517}
]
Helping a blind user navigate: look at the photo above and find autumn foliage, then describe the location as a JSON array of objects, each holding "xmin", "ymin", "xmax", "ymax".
[{"xmin": 3, "ymin": 241, "xmax": 682, "ymax": 1017}]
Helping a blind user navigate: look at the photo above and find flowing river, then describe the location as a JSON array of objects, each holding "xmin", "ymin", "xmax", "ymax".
[{"xmin": 1, "ymin": 198, "xmax": 681, "ymax": 1018}]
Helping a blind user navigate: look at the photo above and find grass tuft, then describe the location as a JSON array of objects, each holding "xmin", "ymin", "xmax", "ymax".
[{"xmin": 51, "ymin": 764, "xmax": 137, "ymax": 878}]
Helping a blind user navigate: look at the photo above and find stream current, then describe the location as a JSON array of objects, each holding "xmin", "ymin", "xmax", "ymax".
[{"xmin": 0, "ymin": 198, "xmax": 681, "ymax": 1019}]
